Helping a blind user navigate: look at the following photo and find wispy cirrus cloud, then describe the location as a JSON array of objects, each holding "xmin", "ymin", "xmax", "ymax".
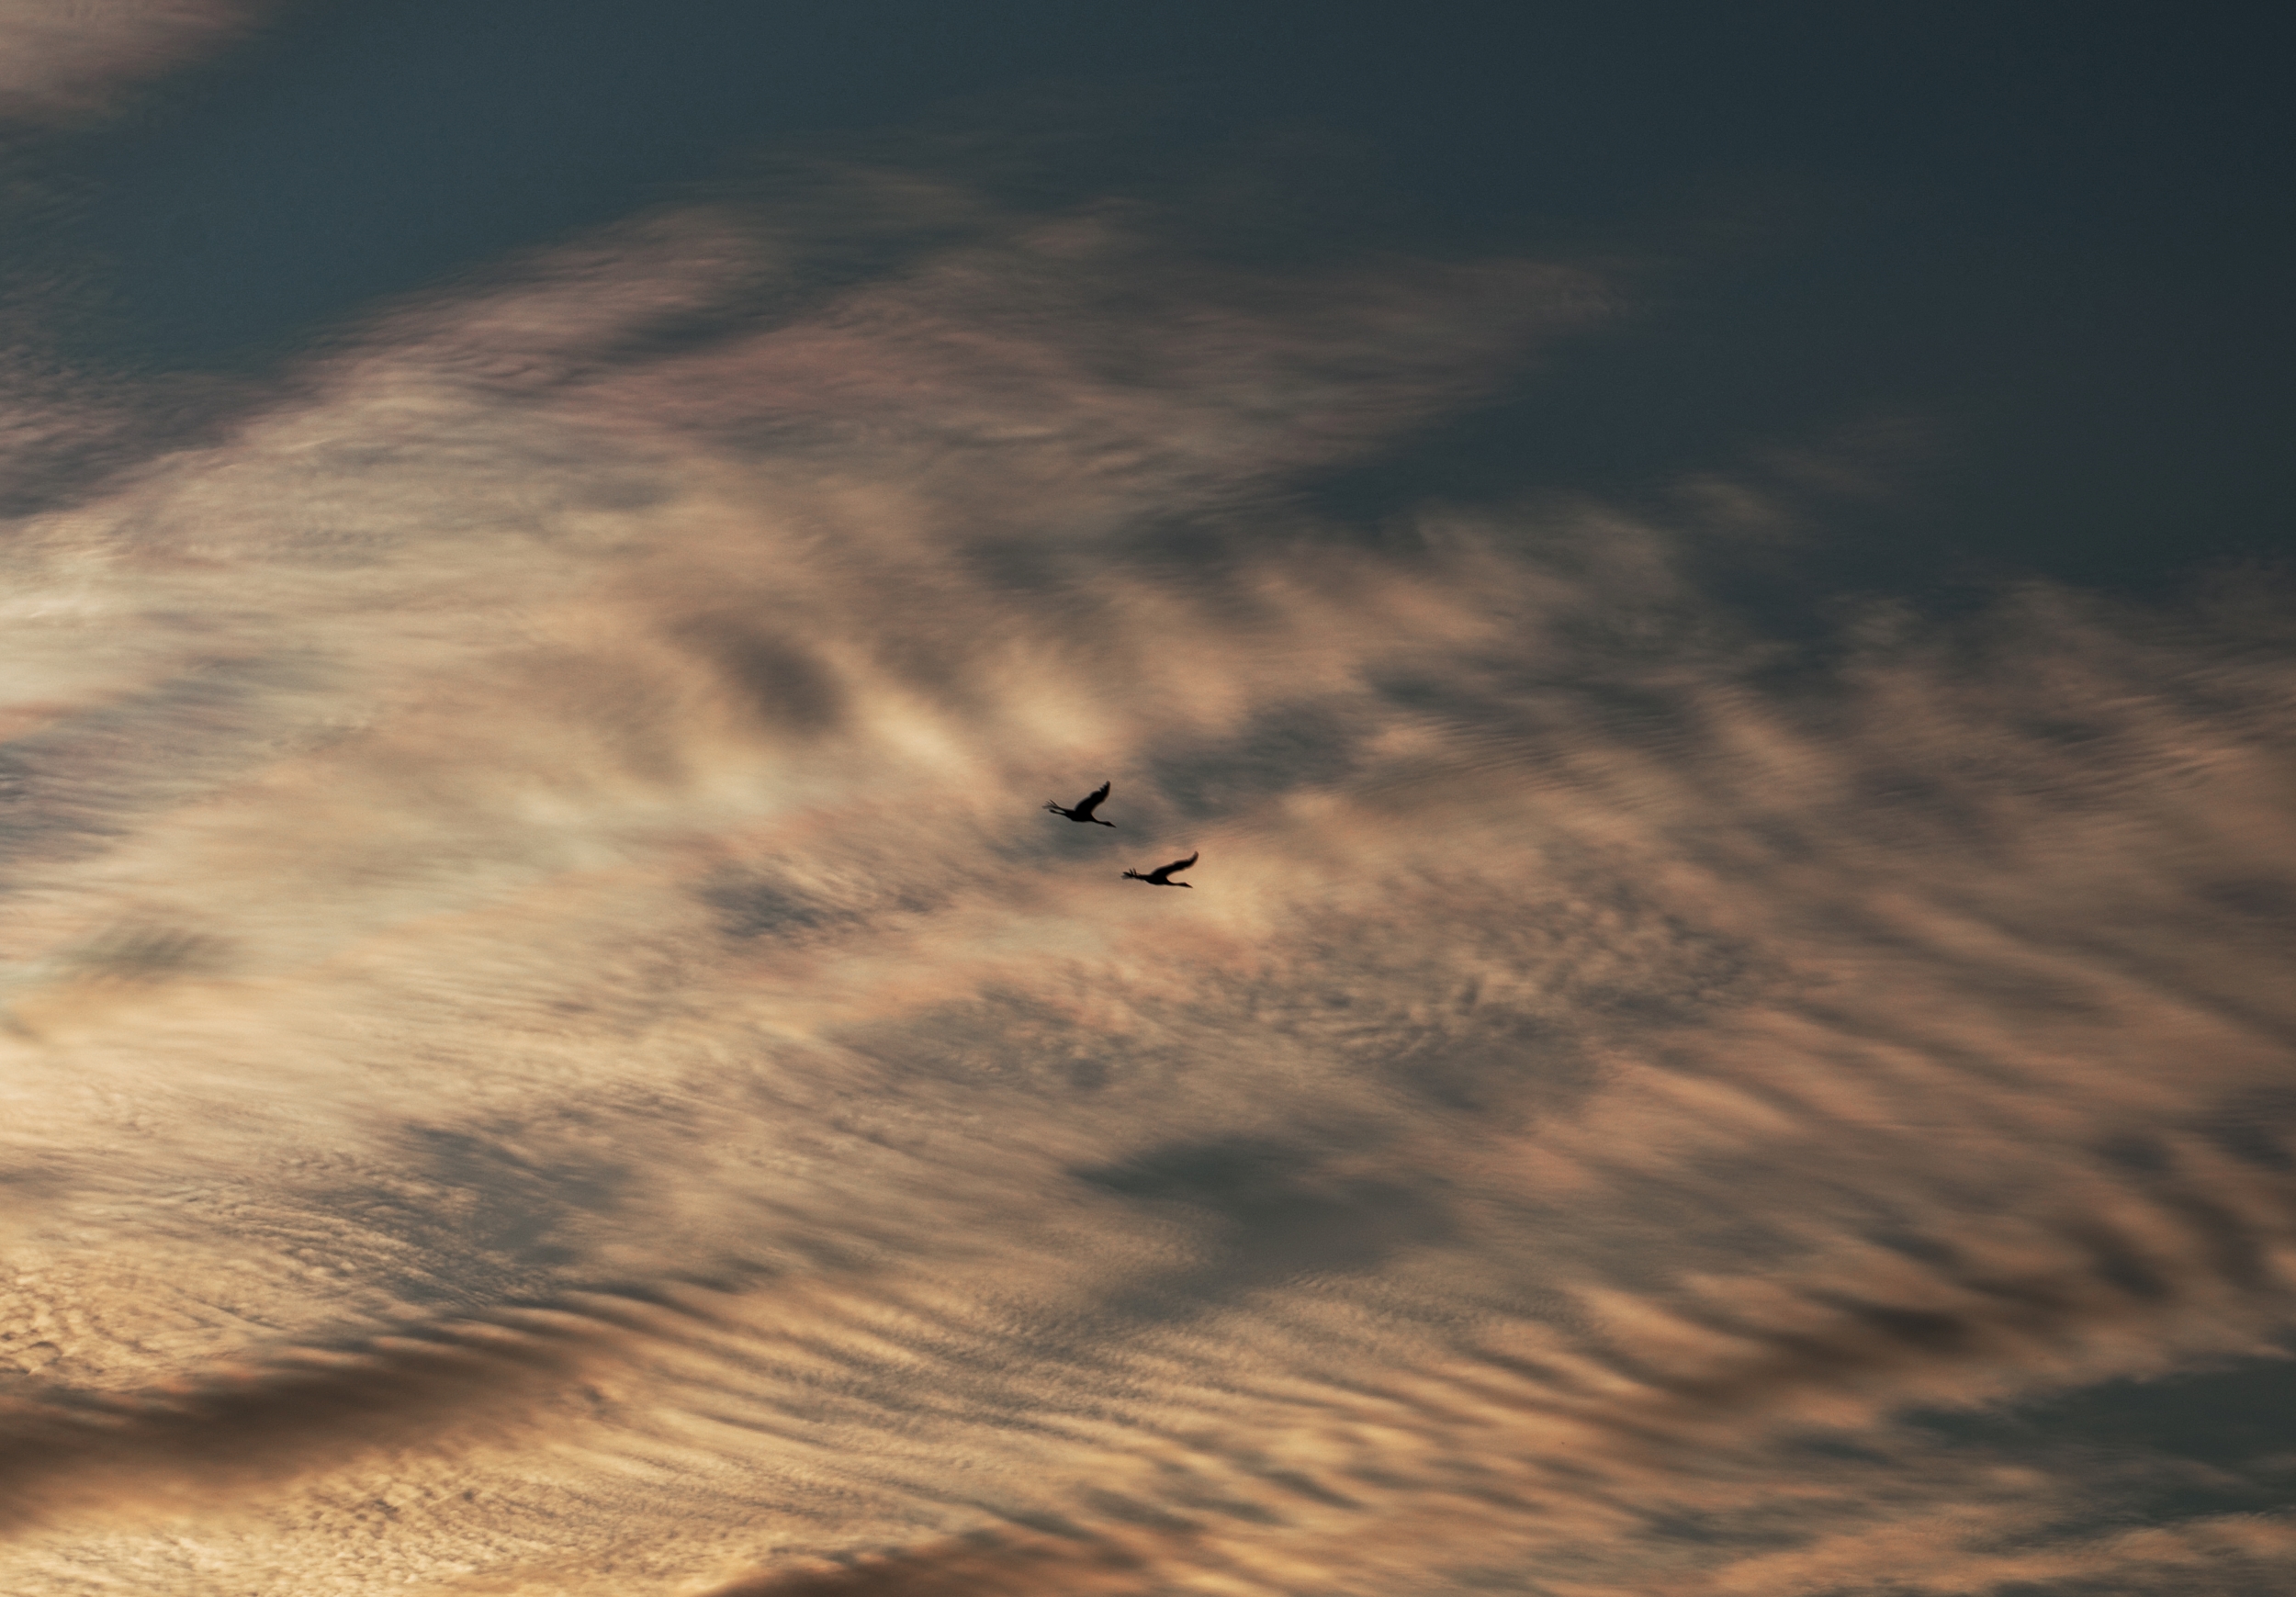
[
  {"xmin": 0, "ymin": 0, "xmax": 273, "ymax": 128},
  {"xmin": 0, "ymin": 148, "xmax": 2290, "ymax": 1597}
]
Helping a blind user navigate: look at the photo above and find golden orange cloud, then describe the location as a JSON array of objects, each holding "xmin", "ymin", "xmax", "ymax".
[{"xmin": 0, "ymin": 159, "xmax": 2290, "ymax": 1597}]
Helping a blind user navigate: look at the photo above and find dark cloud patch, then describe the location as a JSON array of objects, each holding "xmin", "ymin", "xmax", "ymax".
[
  {"xmin": 840, "ymin": 987, "xmax": 1182, "ymax": 1100},
  {"xmin": 403, "ymin": 1126, "xmax": 632, "ymax": 1268},
  {"xmin": 2154, "ymin": 1193, "xmax": 2275, "ymax": 1294},
  {"xmin": 1896, "ymin": 1358, "xmax": 2296, "ymax": 1562},
  {"xmin": 310, "ymin": 1124, "xmax": 640, "ymax": 1310},
  {"xmin": 2198, "ymin": 875, "xmax": 2296, "ymax": 935},
  {"xmin": 1379, "ymin": 1007, "xmax": 1586, "ymax": 1117},
  {"xmin": 0, "ymin": 1292, "xmax": 652, "ymax": 1534},
  {"xmin": 674, "ymin": 615, "xmax": 848, "ymax": 737},
  {"xmin": 1981, "ymin": 1571, "xmax": 2296, "ymax": 1597},
  {"xmin": 703, "ymin": 876, "xmax": 843, "ymax": 940},
  {"xmin": 708, "ymin": 1524, "xmax": 1160, "ymax": 1596},
  {"xmin": 1512, "ymin": 1141, "xmax": 2296, "ymax": 1454},
  {"xmin": 1926, "ymin": 1354, "xmax": 2296, "ymax": 1476},
  {"xmin": 57, "ymin": 922, "xmax": 232, "ymax": 984},
  {"xmin": 1150, "ymin": 703, "xmax": 1362, "ymax": 822},
  {"xmin": 1074, "ymin": 1137, "xmax": 1451, "ymax": 1295},
  {"xmin": 1246, "ymin": 872, "xmax": 1765, "ymax": 1121},
  {"xmin": 2197, "ymin": 1093, "xmax": 2296, "ymax": 1174},
  {"xmin": 698, "ymin": 859, "xmax": 958, "ymax": 950}
]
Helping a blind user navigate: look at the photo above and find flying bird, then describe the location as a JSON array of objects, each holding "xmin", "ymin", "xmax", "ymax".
[
  {"xmin": 1123, "ymin": 850, "xmax": 1198, "ymax": 888},
  {"xmin": 1045, "ymin": 781, "xmax": 1115, "ymax": 826}
]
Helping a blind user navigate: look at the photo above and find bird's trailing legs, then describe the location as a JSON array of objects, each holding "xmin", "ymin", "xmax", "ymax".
[
  {"xmin": 1123, "ymin": 850, "xmax": 1198, "ymax": 887},
  {"xmin": 1046, "ymin": 780, "xmax": 1116, "ymax": 825}
]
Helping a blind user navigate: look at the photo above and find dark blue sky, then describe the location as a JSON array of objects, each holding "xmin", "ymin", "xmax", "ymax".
[{"xmin": 48, "ymin": 0, "xmax": 2296, "ymax": 601}]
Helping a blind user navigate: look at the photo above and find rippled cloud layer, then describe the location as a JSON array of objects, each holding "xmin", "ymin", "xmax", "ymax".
[{"xmin": 2, "ymin": 101, "xmax": 2293, "ymax": 1597}]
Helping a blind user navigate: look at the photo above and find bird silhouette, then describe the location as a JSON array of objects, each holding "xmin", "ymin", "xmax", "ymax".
[
  {"xmin": 1045, "ymin": 781, "xmax": 1115, "ymax": 826},
  {"xmin": 1123, "ymin": 850, "xmax": 1198, "ymax": 888}
]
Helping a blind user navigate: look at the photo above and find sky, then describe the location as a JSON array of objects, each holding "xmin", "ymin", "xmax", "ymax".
[{"xmin": 0, "ymin": 4, "xmax": 2291, "ymax": 1594}]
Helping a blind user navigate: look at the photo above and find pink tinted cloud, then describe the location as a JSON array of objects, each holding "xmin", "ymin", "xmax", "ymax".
[
  {"xmin": 0, "ymin": 0, "xmax": 272, "ymax": 127},
  {"xmin": 0, "ymin": 169, "xmax": 2291, "ymax": 1597}
]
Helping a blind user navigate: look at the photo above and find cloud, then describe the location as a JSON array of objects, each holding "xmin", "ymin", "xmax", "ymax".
[
  {"xmin": 0, "ymin": 0, "xmax": 272, "ymax": 128},
  {"xmin": 0, "ymin": 159, "xmax": 2290, "ymax": 1596},
  {"xmin": 0, "ymin": 1293, "xmax": 649, "ymax": 1533}
]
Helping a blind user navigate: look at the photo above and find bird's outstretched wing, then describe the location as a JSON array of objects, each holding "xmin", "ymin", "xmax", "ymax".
[
  {"xmin": 1154, "ymin": 851, "xmax": 1199, "ymax": 878},
  {"xmin": 1074, "ymin": 781, "xmax": 1111, "ymax": 817}
]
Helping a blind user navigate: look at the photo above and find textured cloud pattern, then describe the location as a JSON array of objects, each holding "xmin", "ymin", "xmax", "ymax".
[{"xmin": 0, "ymin": 73, "xmax": 2292, "ymax": 1597}]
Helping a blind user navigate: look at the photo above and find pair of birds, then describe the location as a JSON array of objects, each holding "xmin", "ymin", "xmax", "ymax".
[{"xmin": 1044, "ymin": 782, "xmax": 1196, "ymax": 887}]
